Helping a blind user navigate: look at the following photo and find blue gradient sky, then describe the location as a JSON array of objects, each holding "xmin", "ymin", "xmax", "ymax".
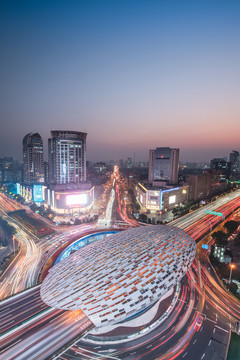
[{"xmin": 1, "ymin": 0, "xmax": 240, "ymax": 162}]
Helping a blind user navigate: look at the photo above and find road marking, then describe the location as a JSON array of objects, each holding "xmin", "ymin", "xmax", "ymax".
[
  {"xmin": 215, "ymin": 325, "xmax": 229, "ymax": 333},
  {"xmin": 193, "ymin": 339, "xmax": 197, "ymax": 344},
  {"xmin": 208, "ymin": 340, "xmax": 212, "ymax": 346},
  {"xmin": 146, "ymin": 344, "xmax": 152, "ymax": 349},
  {"xmin": 205, "ymin": 318, "xmax": 216, "ymax": 324},
  {"xmin": 213, "ymin": 328, "xmax": 216, "ymax": 333},
  {"xmin": 78, "ymin": 347, "xmax": 120, "ymax": 360},
  {"xmin": 0, "ymin": 313, "xmax": 12, "ymax": 323},
  {"xmin": 183, "ymin": 352, "xmax": 188, "ymax": 358},
  {"xmin": 94, "ymin": 346, "xmax": 101, "ymax": 349},
  {"xmin": 130, "ymin": 352, "xmax": 136, "ymax": 355},
  {"xmin": 49, "ymin": 314, "xmax": 63, "ymax": 323},
  {"xmin": 200, "ymin": 327, "xmax": 203, "ymax": 332},
  {"xmin": 0, "ymin": 308, "xmax": 10, "ymax": 318},
  {"xmin": 201, "ymin": 354, "xmax": 205, "ymax": 359},
  {"xmin": 160, "ymin": 335, "xmax": 165, "ymax": 340},
  {"xmin": 0, "ymin": 338, "xmax": 22, "ymax": 354},
  {"xmin": 0, "ymin": 320, "xmax": 14, "ymax": 330},
  {"xmin": 198, "ymin": 313, "xmax": 207, "ymax": 320}
]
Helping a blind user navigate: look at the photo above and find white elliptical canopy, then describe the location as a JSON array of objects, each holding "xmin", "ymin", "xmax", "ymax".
[{"xmin": 40, "ymin": 225, "xmax": 196, "ymax": 327}]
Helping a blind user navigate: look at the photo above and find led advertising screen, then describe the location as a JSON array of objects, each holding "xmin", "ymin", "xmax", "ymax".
[
  {"xmin": 16, "ymin": 183, "xmax": 21, "ymax": 195},
  {"xmin": 169, "ymin": 195, "xmax": 176, "ymax": 204},
  {"xmin": 33, "ymin": 185, "xmax": 43, "ymax": 202},
  {"xmin": 66, "ymin": 193, "xmax": 88, "ymax": 206}
]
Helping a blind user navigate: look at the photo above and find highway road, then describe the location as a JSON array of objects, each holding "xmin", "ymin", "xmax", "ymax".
[
  {"xmin": 0, "ymin": 286, "xmax": 49, "ymax": 337},
  {"xmin": 171, "ymin": 190, "xmax": 240, "ymax": 229},
  {"xmin": 53, "ymin": 174, "xmax": 240, "ymax": 359},
  {"xmin": 0, "ymin": 192, "xmax": 97, "ymax": 299},
  {"xmin": 0, "ymin": 219, "xmax": 42, "ymax": 299},
  {"xmin": 58, "ymin": 259, "xmax": 235, "ymax": 360},
  {"xmin": 0, "ymin": 285, "xmax": 93, "ymax": 360},
  {"xmin": 0, "ymin": 173, "xmax": 240, "ymax": 359}
]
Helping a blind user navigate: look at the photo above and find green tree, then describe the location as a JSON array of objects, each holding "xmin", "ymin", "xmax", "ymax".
[
  {"xmin": 233, "ymin": 234, "xmax": 240, "ymax": 246},
  {"xmin": 224, "ymin": 220, "xmax": 239, "ymax": 235},
  {"xmin": 172, "ymin": 207, "xmax": 181, "ymax": 215},
  {"xmin": 229, "ymin": 282, "xmax": 238, "ymax": 294},
  {"xmin": 15, "ymin": 195, "xmax": 25, "ymax": 204},
  {"xmin": 212, "ymin": 230, "xmax": 228, "ymax": 246},
  {"xmin": 138, "ymin": 214, "xmax": 148, "ymax": 223},
  {"xmin": 0, "ymin": 217, "xmax": 16, "ymax": 245},
  {"xmin": 30, "ymin": 203, "xmax": 38, "ymax": 212}
]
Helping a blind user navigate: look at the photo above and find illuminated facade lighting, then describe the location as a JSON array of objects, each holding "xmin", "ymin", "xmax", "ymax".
[
  {"xmin": 41, "ymin": 225, "xmax": 196, "ymax": 327},
  {"xmin": 148, "ymin": 147, "xmax": 179, "ymax": 184},
  {"xmin": 23, "ymin": 133, "xmax": 44, "ymax": 184},
  {"xmin": 48, "ymin": 130, "xmax": 87, "ymax": 185}
]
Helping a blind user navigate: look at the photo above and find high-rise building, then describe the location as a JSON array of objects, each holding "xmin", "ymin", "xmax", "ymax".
[
  {"xmin": 185, "ymin": 170, "xmax": 228, "ymax": 201},
  {"xmin": 127, "ymin": 157, "xmax": 133, "ymax": 169},
  {"xmin": 23, "ymin": 133, "xmax": 44, "ymax": 184},
  {"xmin": 0, "ymin": 157, "xmax": 23, "ymax": 183},
  {"xmin": 210, "ymin": 158, "xmax": 230, "ymax": 179},
  {"xmin": 48, "ymin": 130, "xmax": 87, "ymax": 185},
  {"xmin": 94, "ymin": 162, "xmax": 107, "ymax": 175},
  {"xmin": 229, "ymin": 150, "xmax": 239, "ymax": 177},
  {"xmin": 44, "ymin": 161, "xmax": 49, "ymax": 185},
  {"xmin": 148, "ymin": 147, "xmax": 179, "ymax": 184}
]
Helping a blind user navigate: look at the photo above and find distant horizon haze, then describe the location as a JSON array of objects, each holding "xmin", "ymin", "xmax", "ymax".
[
  {"xmin": 1, "ymin": 1, "xmax": 239, "ymax": 164},
  {"xmin": 0, "ymin": 129, "xmax": 238, "ymax": 164}
]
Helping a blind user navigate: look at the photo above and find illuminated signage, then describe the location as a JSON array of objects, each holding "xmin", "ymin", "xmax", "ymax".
[
  {"xmin": 16, "ymin": 183, "xmax": 21, "ymax": 195},
  {"xmin": 205, "ymin": 210, "xmax": 223, "ymax": 216},
  {"xmin": 66, "ymin": 193, "xmax": 88, "ymax": 206},
  {"xmin": 33, "ymin": 185, "xmax": 43, "ymax": 202},
  {"xmin": 169, "ymin": 195, "xmax": 176, "ymax": 204},
  {"xmin": 202, "ymin": 244, "xmax": 209, "ymax": 249}
]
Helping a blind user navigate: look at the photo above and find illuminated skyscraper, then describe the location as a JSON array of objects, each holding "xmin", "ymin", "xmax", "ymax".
[
  {"xmin": 48, "ymin": 130, "xmax": 87, "ymax": 185},
  {"xmin": 148, "ymin": 147, "xmax": 179, "ymax": 184},
  {"xmin": 229, "ymin": 150, "xmax": 239, "ymax": 177},
  {"xmin": 23, "ymin": 133, "xmax": 44, "ymax": 184}
]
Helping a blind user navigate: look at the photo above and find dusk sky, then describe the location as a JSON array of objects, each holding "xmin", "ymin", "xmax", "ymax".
[{"xmin": 1, "ymin": 0, "xmax": 240, "ymax": 163}]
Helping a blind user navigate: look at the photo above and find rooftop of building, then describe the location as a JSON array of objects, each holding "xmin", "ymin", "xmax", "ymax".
[
  {"xmin": 49, "ymin": 183, "xmax": 92, "ymax": 192},
  {"xmin": 138, "ymin": 182, "xmax": 185, "ymax": 192},
  {"xmin": 50, "ymin": 130, "xmax": 87, "ymax": 139}
]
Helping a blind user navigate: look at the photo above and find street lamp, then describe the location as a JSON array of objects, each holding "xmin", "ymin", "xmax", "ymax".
[{"xmin": 229, "ymin": 264, "xmax": 235, "ymax": 284}]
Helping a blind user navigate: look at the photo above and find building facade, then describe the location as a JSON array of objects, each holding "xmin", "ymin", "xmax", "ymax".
[
  {"xmin": 136, "ymin": 182, "xmax": 189, "ymax": 213},
  {"xmin": 45, "ymin": 183, "xmax": 94, "ymax": 214},
  {"xmin": 148, "ymin": 147, "xmax": 179, "ymax": 184},
  {"xmin": 229, "ymin": 150, "xmax": 239, "ymax": 178},
  {"xmin": 48, "ymin": 130, "xmax": 87, "ymax": 185},
  {"xmin": 94, "ymin": 162, "xmax": 107, "ymax": 175},
  {"xmin": 185, "ymin": 170, "xmax": 229, "ymax": 201},
  {"xmin": 210, "ymin": 158, "xmax": 230, "ymax": 179},
  {"xmin": 23, "ymin": 133, "xmax": 44, "ymax": 184},
  {"xmin": 0, "ymin": 157, "xmax": 22, "ymax": 183}
]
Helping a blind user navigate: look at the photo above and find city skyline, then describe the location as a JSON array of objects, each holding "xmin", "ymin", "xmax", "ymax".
[
  {"xmin": 1, "ymin": 1, "xmax": 240, "ymax": 162},
  {"xmin": 0, "ymin": 129, "xmax": 238, "ymax": 165},
  {"xmin": 1, "ymin": 2, "xmax": 240, "ymax": 358}
]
